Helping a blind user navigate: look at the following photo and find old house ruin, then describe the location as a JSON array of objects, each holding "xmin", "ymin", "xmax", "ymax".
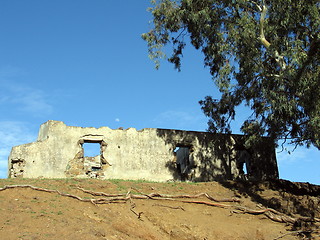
[{"xmin": 8, "ymin": 120, "xmax": 279, "ymax": 181}]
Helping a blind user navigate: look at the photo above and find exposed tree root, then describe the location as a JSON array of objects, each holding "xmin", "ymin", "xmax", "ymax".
[
  {"xmin": 1, "ymin": 184, "xmax": 319, "ymax": 232},
  {"xmin": 77, "ymin": 187, "xmax": 241, "ymax": 203},
  {"xmin": 0, "ymin": 185, "xmax": 91, "ymax": 202},
  {"xmin": 152, "ymin": 204, "xmax": 185, "ymax": 211},
  {"xmin": 273, "ymin": 229, "xmax": 320, "ymax": 240}
]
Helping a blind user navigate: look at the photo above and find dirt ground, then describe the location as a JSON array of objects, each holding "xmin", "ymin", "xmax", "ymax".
[{"xmin": 0, "ymin": 178, "xmax": 319, "ymax": 240}]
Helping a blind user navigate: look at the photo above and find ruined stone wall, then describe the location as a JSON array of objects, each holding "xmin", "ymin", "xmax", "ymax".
[{"xmin": 8, "ymin": 120, "xmax": 279, "ymax": 181}]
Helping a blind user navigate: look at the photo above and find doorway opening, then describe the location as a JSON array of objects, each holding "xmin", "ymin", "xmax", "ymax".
[
  {"xmin": 236, "ymin": 149, "xmax": 251, "ymax": 179},
  {"xmin": 174, "ymin": 145, "xmax": 192, "ymax": 181}
]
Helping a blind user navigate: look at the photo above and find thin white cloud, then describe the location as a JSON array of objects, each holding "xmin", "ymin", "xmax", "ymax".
[
  {"xmin": 14, "ymin": 88, "xmax": 53, "ymax": 115},
  {"xmin": 276, "ymin": 145, "xmax": 319, "ymax": 164},
  {"xmin": 0, "ymin": 80, "xmax": 53, "ymax": 116},
  {"xmin": 115, "ymin": 118, "xmax": 120, "ymax": 122},
  {"xmin": 0, "ymin": 121, "xmax": 37, "ymax": 178},
  {"xmin": 153, "ymin": 110, "xmax": 207, "ymax": 131}
]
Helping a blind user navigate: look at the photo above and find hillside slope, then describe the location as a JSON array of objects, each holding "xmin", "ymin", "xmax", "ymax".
[{"xmin": 0, "ymin": 178, "xmax": 319, "ymax": 240}]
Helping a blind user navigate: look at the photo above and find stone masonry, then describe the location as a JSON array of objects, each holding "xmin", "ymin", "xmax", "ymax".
[{"xmin": 8, "ymin": 120, "xmax": 279, "ymax": 181}]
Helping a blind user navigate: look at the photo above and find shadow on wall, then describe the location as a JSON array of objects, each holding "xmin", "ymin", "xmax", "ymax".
[
  {"xmin": 156, "ymin": 128, "xmax": 278, "ymax": 182},
  {"xmin": 156, "ymin": 129, "xmax": 238, "ymax": 182},
  {"xmin": 196, "ymin": 134, "xmax": 236, "ymax": 182}
]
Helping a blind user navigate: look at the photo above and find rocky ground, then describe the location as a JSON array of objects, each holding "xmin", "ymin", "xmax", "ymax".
[{"xmin": 0, "ymin": 178, "xmax": 319, "ymax": 240}]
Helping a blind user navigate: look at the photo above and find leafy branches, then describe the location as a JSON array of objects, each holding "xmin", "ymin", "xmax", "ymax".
[{"xmin": 143, "ymin": 0, "xmax": 320, "ymax": 149}]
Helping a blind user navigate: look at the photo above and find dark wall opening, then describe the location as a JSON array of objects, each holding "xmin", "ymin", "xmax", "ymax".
[
  {"xmin": 236, "ymin": 149, "xmax": 251, "ymax": 179},
  {"xmin": 174, "ymin": 145, "xmax": 193, "ymax": 181}
]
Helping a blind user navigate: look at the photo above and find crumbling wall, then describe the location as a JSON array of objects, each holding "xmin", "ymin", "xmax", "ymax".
[
  {"xmin": 8, "ymin": 121, "xmax": 175, "ymax": 181},
  {"xmin": 8, "ymin": 120, "xmax": 278, "ymax": 181},
  {"xmin": 156, "ymin": 129, "xmax": 245, "ymax": 181}
]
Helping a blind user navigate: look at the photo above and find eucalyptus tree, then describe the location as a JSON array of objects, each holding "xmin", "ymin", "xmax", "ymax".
[{"xmin": 142, "ymin": 0, "xmax": 320, "ymax": 149}]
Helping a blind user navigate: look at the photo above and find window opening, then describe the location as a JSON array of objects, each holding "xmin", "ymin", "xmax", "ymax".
[
  {"xmin": 82, "ymin": 141, "xmax": 104, "ymax": 177},
  {"xmin": 10, "ymin": 159, "xmax": 25, "ymax": 178},
  {"xmin": 83, "ymin": 142, "xmax": 101, "ymax": 157}
]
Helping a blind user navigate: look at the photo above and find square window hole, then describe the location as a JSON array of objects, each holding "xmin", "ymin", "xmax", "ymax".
[{"xmin": 83, "ymin": 142, "xmax": 101, "ymax": 157}]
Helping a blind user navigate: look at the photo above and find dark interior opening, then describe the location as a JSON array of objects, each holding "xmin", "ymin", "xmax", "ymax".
[
  {"xmin": 174, "ymin": 145, "xmax": 192, "ymax": 181},
  {"xmin": 91, "ymin": 166, "xmax": 102, "ymax": 171},
  {"xmin": 237, "ymin": 149, "xmax": 251, "ymax": 178}
]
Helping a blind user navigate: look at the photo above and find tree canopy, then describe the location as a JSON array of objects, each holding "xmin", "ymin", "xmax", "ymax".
[{"xmin": 142, "ymin": 0, "xmax": 320, "ymax": 150}]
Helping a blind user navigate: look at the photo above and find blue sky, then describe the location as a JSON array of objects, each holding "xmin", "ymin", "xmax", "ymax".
[{"xmin": 0, "ymin": 1, "xmax": 319, "ymax": 184}]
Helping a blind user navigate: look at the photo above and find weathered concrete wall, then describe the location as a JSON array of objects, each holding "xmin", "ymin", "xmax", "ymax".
[{"xmin": 8, "ymin": 120, "xmax": 279, "ymax": 181}]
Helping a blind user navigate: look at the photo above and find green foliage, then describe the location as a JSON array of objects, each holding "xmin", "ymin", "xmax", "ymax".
[{"xmin": 143, "ymin": 0, "xmax": 320, "ymax": 149}]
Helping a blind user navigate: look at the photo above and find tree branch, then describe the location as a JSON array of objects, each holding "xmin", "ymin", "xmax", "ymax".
[
  {"xmin": 259, "ymin": 5, "xmax": 270, "ymax": 48},
  {"xmin": 248, "ymin": 0, "xmax": 262, "ymax": 12},
  {"xmin": 258, "ymin": 2, "xmax": 286, "ymax": 71}
]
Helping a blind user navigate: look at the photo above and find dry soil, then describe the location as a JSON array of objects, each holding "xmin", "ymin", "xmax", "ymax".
[{"xmin": 0, "ymin": 178, "xmax": 319, "ymax": 240}]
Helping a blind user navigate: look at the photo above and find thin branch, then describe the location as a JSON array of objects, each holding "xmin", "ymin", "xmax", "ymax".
[
  {"xmin": 171, "ymin": 28, "xmax": 187, "ymax": 44},
  {"xmin": 248, "ymin": 0, "xmax": 262, "ymax": 12}
]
